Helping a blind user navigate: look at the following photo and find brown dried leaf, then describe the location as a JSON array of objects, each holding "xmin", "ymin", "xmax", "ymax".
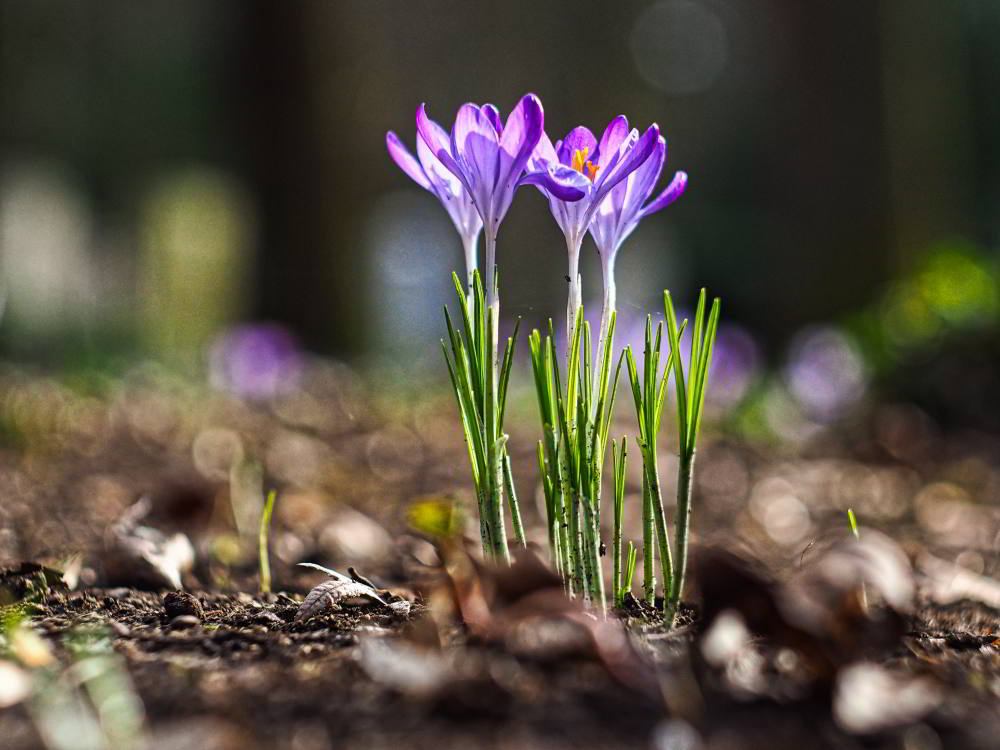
[{"xmin": 294, "ymin": 578, "xmax": 386, "ymax": 621}]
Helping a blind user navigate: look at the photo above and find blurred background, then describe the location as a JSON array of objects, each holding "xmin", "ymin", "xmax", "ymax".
[
  {"xmin": 2, "ymin": 0, "xmax": 1000, "ymax": 431},
  {"xmin": 0, "ymin": 1, "xmax": 999, "ymax": 612}
]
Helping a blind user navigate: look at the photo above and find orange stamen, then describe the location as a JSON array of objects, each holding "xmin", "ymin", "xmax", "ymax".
[{"xmin": 571, "ymin": 147, "xmax": 600, "ymax": 182}]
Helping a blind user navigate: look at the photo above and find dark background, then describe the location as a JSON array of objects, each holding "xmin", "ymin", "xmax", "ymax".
[{"xmin": 2, "ymin": 0, "xmax": 999, "ymax": 371}]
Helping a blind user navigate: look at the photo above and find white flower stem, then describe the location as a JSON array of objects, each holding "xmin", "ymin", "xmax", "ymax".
[
  {"xmin": 485, "ymin": 228, "xmax": 500, "ymax": 371},
  {"xmin": 462, "ymin": 232, "xmax": 479, "ymax": 307},
  {"xmin": 483, "ymin": 226, "xmax": 508, "ymax": 564},
  {"xmin": 592, "ymin": 251, "xmax": 617, "ymax": 414},
  {"xmin": 565, "ymin": 233, "xmax": 583, "ymax": 363}
]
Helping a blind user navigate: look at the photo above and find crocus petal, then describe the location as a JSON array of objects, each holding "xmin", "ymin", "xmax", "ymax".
[
  {"xmin": 530, "ymin": 131, "xmax": 559, "ymax": 169},
  {"xmin": 595, "ymin": 115, "xmax": 630, "ymax": 170},
  {"xmin": 482, "ymin": 103, "xmax": 503, "ymax": 134},
  {"xmin": 594, "ymin": 124, "xmax": 660, "ymax": 203},
  {"xmin": 641, "ymin": 171, "xmax": 688, "ymax": 217},
  {"xmin": 591, "ymin": 135, "xmax": 665, "ymax": 256},
  {"xmin": 452, "ymin": 103, "xmax": 501, "ymax": 210},
  {"xmin": 415, "ymin": 104, "xmax": 451, "ymax": 156},
  {"xmin": 386, "ymin": 131, "xmax": 431, "ymax": 190},
  {"xmin": 416, "ymin": 103, "xmax": 473, "ymax": 196},
  {"xmin": 620, "ymin": 136, "xmax": 666, "ymax": 218},
  {"xmin": 499, "ymin": 94, "xmax": 545, "ymax": 175},
  {"xmin": 520, "ymin": 162, "xmax": 590, "ymax": 201},
  {"xmin": 595, "ymin": 128, "xmax": 639, "ymax": 188},
  {"xmin": 556, "ymin": 126, "xmax": 598, "ymax": 166},
  {"xmin": 493, "ymin": 93, "xmax": 545, "ymax": 220}
]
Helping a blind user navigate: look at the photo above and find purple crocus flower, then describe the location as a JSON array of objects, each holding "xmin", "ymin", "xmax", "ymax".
[
  {"xmin": 529, "ymin": 117, "xmax": 661, "ymax": 351},
  {"xmin": 386, "ymin": 124, "xmax": 483, "ymax": 293},
  {"xmin": 415, "ymin": 94, "xmax": 581, "ymax": 312},
  {"xmin": 589, "ymin": 131, "xmax": 687, "ymax": 320}
]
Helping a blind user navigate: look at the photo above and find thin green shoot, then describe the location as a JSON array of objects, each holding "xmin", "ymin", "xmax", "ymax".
[
  {"xmin": 258, "ymin": 489, "xmax": 278, "ymax": 594},
  {"xmin": 612, "ymin": 437, "xmax": 628, "ymax": 607},
  {"xmin": 847, "ymin": 507, "xmax": 868, "ymax": 613},
  {"xmin": 621, "ymin": 541, "xmax": 638, "ymax": 604},
  {"xmin": 847, "ymin": 507, "xmax": 860, "ymax": 540}
]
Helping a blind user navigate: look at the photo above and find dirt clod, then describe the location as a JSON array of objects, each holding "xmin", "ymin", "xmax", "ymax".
[{"xmin": 163, "ymin": 590, "xmax": 203, "ymax": 620}]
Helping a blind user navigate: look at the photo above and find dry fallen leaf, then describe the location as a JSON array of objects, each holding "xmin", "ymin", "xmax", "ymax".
[{"xmin": 294, "ymin": 563, "xmax": 389, "ymax": 621}]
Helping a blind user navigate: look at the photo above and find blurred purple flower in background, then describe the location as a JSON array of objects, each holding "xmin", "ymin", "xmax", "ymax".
[
  {"xmin": 706, "ymin": 324, "xmax": 761, "ymax": 410},
  {"xmin": 784, "ymin": 326, "xmax": 868, "ymax": 421},
  {"xmin": 615, "ymin": 306, "xmax": 759, "ymax": 414},
  {"xmin": 386, "ymin": 125, "xmax": 483, "ymax": 292},
  {"xmin": 209, "ymin": 323, "xmax": 303, "ymax": 400}
]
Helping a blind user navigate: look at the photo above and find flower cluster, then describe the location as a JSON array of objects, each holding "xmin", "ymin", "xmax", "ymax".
[{"xmin": 387, "ymin": 93, "xmax": 687, "ymax": 319}]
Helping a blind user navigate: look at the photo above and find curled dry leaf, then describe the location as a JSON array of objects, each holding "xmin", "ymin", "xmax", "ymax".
[{"xmin": 295, "ymin": 578, "xmax": 387, "ymax": 621}]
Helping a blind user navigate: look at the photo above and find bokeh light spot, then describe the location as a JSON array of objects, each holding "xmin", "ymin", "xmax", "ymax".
[{"xmin": 630, "ymin": 0, "xmax": 728, "ymax": 95}]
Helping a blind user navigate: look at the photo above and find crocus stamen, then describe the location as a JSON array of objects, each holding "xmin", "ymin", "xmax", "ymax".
[{"xmin": 570, "ymin": 148, "xmax": 599, "ymax": 182}]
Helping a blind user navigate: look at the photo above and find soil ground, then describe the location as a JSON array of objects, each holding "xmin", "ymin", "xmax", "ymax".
[{"xmin": 0, "ymin": 365, "xmax": 997, "ymax": 749}]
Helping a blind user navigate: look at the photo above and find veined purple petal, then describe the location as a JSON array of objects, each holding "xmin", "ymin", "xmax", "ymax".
[
  {"xmin": 493, "ymin": 93, "xmax": 545, "ymax": 220},
  {"xmin": 556, "ymin": 126, "xmax": 598, "ymax": 166},
  {"xmin": 482, "ymin": 103, "xmax": 503, "ymax": 134},
  {"xmin": 596, "ymin": 128, "xmax": 638, "ymax": 187},
  {"xmin": 417, "ymin": 135, "xmax": 462, "ymax": 199},
  {"xmin": 415, "ymin": 104, "xmax": 451, "ymax": 156},
  {"xmin": 416, "ymin": 103, "xmax": 473, "ymax": 196},
  {"xmin": 594, "ymin": 124, "xmax": 660, "ymax": 203},
  {"xmin": 623, "ymin": 136, "xmax": 666, "ymax": 216},
  {"xmin": 499, "ymin": 94, "xmax": 544, "ymax": 173},
  {"xmin": 521, "ymin": 162, "xmax": 590, "ymax": 201},
  {"xmin": 452, "ymin": 104, "xmax": 502, "ymax": 219},
  {"xmin": 386, "ymin": 131, "xmax": 432, "ymax": 190},
  {"xmin": 591, "ymin": 135, "xmax": 665, "ymax": 254},
  {"xmin": 596, "ymin": 116, "xmax": 630, "ymax": 170},
  {"xmin": 641, "ymin": 170, "xmax": 688, "ymax": 217},
  {"xmin": 530, "ymin": 131, "xmax": 559, "ymax": 169}
]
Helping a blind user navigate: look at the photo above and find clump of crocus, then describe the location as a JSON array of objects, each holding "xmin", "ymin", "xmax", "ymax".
[
  {"xmin": 623, "ymin": 291, "xmax": 719, "ymax": 624},
  {"xmin": 390, "ymin": 94, "xmax": 575, "ymax": 564},
  {"xmin": 579, "ymin": 126, "xmax": 699, "ymax": 621},
  {"xmin": 525, "ymin": 116, "xmax": 663, "ymax": 611}
]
